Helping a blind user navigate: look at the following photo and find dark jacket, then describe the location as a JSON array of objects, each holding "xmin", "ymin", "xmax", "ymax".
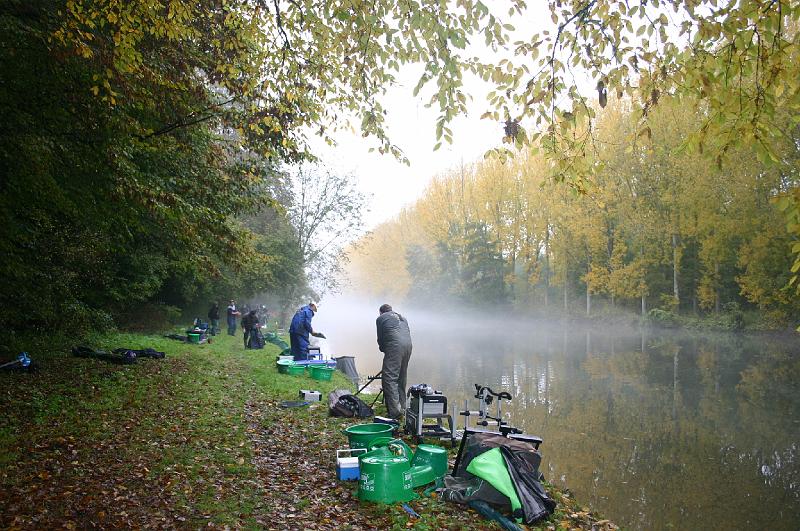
[
  {"xmin": 241, "ymin": 312, "xmax": 258, "ymax": 329},
  {"xmin": 208, "ymin": 305, "xmax": 219, "ymax": 320},
  {"xmin": 376, "ymin": 311, "xmax": 412, "ymax": 353}
]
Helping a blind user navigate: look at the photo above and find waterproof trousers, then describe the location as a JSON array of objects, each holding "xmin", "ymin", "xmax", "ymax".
[
  {"xmin": 290, "ymin": 333, "xmax": 310, "ymax": 361},
  {"xmin": 210, "ymin": 318, "xmax": 220, "ymax": 336},
  {"xmin": 243, "ymin": 327, "xmax": 251, "ymax": 348},
  {"xmin": 381, "ymin": 345, "xmax": 412, "ymax": 419},
  {"xmin": 227, "ymin": 317, "xmax": 236, "ymax": 336}
]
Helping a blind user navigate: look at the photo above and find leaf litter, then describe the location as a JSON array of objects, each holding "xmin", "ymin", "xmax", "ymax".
[{"xmin": 0, "ymin": 333, "xmax": 617, "ymax": 530}]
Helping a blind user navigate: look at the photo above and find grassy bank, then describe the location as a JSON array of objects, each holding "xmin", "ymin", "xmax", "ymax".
[{"xmin": 0, "ymin": 331, "xmax": 614, "ymax": 530}]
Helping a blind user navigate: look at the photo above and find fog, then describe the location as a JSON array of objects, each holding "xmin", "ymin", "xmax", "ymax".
[
  {"xmin": 310, "ymin": 295, "xmax": 800, "ymax": 531},
  {"xmin": 311, "ymin": 295, "xmax": 637, "ymax": 379}
]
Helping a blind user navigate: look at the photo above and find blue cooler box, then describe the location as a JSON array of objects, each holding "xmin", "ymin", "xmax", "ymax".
[{"xmin": 336, "ymin": 448, "xmax": 366, "ymax": 480}]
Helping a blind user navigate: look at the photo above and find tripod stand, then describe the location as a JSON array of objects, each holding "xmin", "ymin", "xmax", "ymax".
[{"xmin": 354, "ymin": 370, "xmax": 383, "ymax": 408}]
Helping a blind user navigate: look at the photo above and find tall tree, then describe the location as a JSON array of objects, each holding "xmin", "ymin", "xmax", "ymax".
[{"xmin": 287, "ymin": 164, "xmax": 369, "ymax": 297}]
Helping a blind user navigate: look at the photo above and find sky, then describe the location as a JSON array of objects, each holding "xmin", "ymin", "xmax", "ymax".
[
  {"xmin": 305, "ymin": 1, "xmax": 685, "ymax": 233},
  {"xmin": 310, "ymin": 76, "xmax": 502, "ymax": 231},
  {"xmin": 307, "ymin": 1, "xmax": 554, "ymax": 232}
]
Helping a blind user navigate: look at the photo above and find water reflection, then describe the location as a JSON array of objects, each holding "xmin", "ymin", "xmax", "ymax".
[{"xmin": 316, "ymin": 302, "xmax": 800, "ymax": 530}]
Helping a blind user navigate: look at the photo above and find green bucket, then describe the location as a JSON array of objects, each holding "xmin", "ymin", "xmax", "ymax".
[
  {"xmin": 187, "ymin": 333, "xmax": 200, "ymax": 344},
  {"xmin": 286, "ymin": 364, "xmax": 306, "ymax": 376},
  {"xmin": 343, "ymin": 423, "xmax": 395, "ymax": 450},
  {"xmin": 276, "ymin": 359, "xmax": 294, "ymax": 374},
  {"xmin": 309, "ymin": 365, "xmax": 334, "ymax": 381},
  {"xmin": 411, "ymin": 444, "xmax": 449, "ymax": 478},
  {"xmin": 358, "ymin": 454, "xmax": 416, "ymax": 503},
  {"xmin": 368, "ymin": 438, "xmax": 413, "ymax": 460},
  {"xmin": 408, "ymin": 464, "xmax": 436, "ymax": 488}
]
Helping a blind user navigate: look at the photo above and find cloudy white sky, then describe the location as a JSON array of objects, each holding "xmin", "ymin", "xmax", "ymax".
[
  {"xmin": 310, "ymin": 77, "xmax": 502, "ymax": 231},
  {"xmin": 309, "ymin": 3, "xmax": 555, "ymax": 231}
]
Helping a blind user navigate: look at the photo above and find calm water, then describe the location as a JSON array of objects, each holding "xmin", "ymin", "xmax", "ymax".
[{"xmin": 315, "ymin": 300, "xmax": 800, "ymax": 530}]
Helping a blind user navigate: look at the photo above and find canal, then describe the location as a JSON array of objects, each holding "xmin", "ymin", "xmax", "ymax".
[{"xmin": 316, "ymin": 300, "xmax": 800, "ymax": 530}]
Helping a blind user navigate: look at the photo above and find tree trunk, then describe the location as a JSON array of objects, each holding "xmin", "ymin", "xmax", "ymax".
[
  {"xmin": 544, "ymin": 223, "xmax": 550, "ymax": 308},
  {"xmin": 714, "ymin": 261, "xmax": 721, "ymax": 314},
  {"xmin": 586, "ymin": 281, "xmax": 591, "ymax": 316},
  {"xmin": 641, "ymin": 294, "xmax": 646, "ymax": 316},
  {"xmin": 586, "ymin": 246, "xmax": 591, "ymax": 316},
  {"xmin": 672, "ymin": 233, "xmax": 680, "ymax": 310},
  {"xmin": 672, "ymin": 346, "xmax": 680, "ymax": 421}
]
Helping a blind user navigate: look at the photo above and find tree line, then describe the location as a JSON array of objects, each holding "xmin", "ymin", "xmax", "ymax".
[
  {"xmin": 3, "ymin": 0, "xmax": 798, "ymax": 335},
  {"xmin": 350, "ymin": 96, "xmax": 799, "ymax": 328},
  {"xmin": 0, "ymin": 1, "xmax": 365, "ymax": 335}
]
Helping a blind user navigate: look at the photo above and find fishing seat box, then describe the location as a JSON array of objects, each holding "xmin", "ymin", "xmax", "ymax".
[{"xmin": 409, "ymin": 394, "xmax": 447, "ymax": 415}]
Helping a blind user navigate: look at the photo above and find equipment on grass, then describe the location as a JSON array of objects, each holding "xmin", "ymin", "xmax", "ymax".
[
  {"xmin": 336, "ymin": 448, "xmax": 366, "ymax": 480},
  {"xmin": 452, "ymin": 383, "xmax": 543, "ymax": 475},
  {"xmin": 186, "ymin": 327, "xmax": 208, "ymax": 344},
  {"xmin": 343, "ymin": 423, "xmax": 395, "ymax": 449},
  {"xmin": 113, "ymin": 348, "xmax": 165, "ymax": 359},
  {"xmin": 72, "ymin": 346, "xmax": 137, "ymax": 364},
  {"xmin": 334, "ymin": 356, "xmax": 359, "ymax": 385},
  {"xmin": 299, "ymin": 389, "xmax": 322, "ymax": 402},
  {"xmin": 459, "ymin": 384, "xmax": 517, "ymax": 434},
  {"xmin": 468, "ymin": 500, "xmax": 524, "ymax": 531},
  {"xmin": 330, "ymin": 390, "xmax": 374, "ymax": 418},
  {"xmin": 373, "ymin": 416, "xmax": 400, "ymax": 435},
  {"xmin": 402, "ymin": 503, "xmax": 420, "ymax": 519},
  {"xmin": 354, "ymin": 369, "xmax": 383, "ymax": 408},
  {"xmin": 309, "ymin": 365, "xmax": 334, "ymax": 381},
  {"xmin": 404, "ymin": 384, "xmax": 456, "ymax": 446},
  {"xmin": 442, "ymin": 431, "xmax": 554, "ymax": 526},
  {"xmin": 452, "ymin": 383, "xmax": 543, "ymax": 474},
  {"xmin": 279, "ymin": 400, "xmax": 309, "ymax": 408},
  {"xmin": 355, "ymin": 438, "xmax": 448, "ymax": 502},
  {"xmin": 0, "ymin": 352, "xmax": 35, "ymax": 372}
]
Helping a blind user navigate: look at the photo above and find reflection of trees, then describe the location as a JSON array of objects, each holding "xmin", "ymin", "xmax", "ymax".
[{"xmin": 419, "ymin": 327, "xmax": 800, "ymax": 530}]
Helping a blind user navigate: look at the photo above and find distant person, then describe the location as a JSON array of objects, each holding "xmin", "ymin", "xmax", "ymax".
[
  {"xmin": 289, "ymin": 301, "xmax": 325, "ymax": 361},
  {"xmin": 226, "ymin": 300, "xmax": 240, "ymax": 336},
  {"xmin": 241, "ymin": 310, "xmax": 259, "ymax": 348},
  {"xmin": 207, "ymin": 302, "xmax": 220, "ymax": 335},
  {"xmin": 376, "ymin": 303, "xmax": 412, "ymax": 420}
]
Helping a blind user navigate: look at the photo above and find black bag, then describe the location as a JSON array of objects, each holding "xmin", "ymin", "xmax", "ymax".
[
  {"xmin": 113, "ymin": 348, "xmax": 166, "ymax": 359},
  {"xmin": 330, "ymin": 392, "xmax": 374, "ymax": 418},
  {"xmin": 247, "ymin": 328, "xmax": 265, "ymax": 350},
  {"xmin": 500, "ymin": 446, "xmax": 557, "ymax": 524}
]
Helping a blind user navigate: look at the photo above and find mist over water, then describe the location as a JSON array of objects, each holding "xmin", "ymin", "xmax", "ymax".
[{"xmin": 314, "ymin": 296, "xmax": 800, "ymax": 530}]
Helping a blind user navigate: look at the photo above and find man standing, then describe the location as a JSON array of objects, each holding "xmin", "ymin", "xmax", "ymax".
[
  {"xmin": 289, "ymin": 301, "xmax": 325, "ymax": 361},
  {"xmin": 207, "ymin": 302, "xmax": 220, "ymax": 335},
  {"xmin": 226, "ymin": 300, "xmax": 240, "ymax": 336},
  {"xmin": 376, "ymin": 304, "xmax": 412, "ymax": 420},
  {"xmin": 241, "ymin": 309, "xmax": 259, "ymax": 348}
]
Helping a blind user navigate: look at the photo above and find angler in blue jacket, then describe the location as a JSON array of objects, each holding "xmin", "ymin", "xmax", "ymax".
[{"xmin": 289, "ymin": 301, "xmax": 326, "ymax": 361}]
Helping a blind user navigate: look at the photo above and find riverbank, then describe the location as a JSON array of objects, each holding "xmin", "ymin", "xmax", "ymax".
[{"xmin": 0, "ymin": 332, "xmax": 616, "ymax": 529}]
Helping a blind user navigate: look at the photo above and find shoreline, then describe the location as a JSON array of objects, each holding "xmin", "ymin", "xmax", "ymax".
[{"xmin": 0, "ymin": 331, "xmax": 618, "ymax": 530}]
